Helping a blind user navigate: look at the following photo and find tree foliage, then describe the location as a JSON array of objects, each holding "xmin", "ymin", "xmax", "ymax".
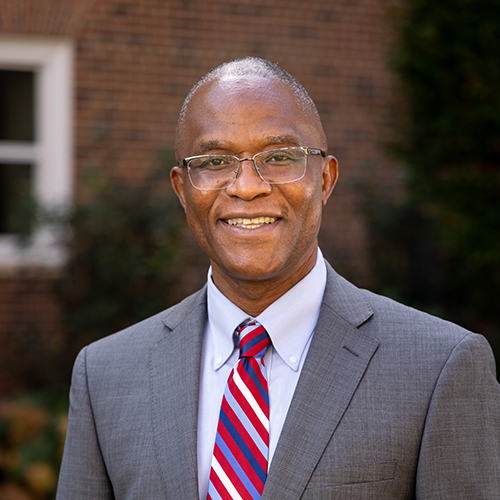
[
  {"xmin": 371, "ymin": 0, "xmax": 500, "ymax": 372},
  {"xmin": 54, "ymin": 165, "xmax": 186, "ymax": 378}
]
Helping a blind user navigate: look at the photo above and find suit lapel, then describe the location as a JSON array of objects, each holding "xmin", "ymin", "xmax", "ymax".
[
  {"xmin": 148, "ymin": 265, "xmax": 379, "ymax": 499},
  {"xmin": 149, "ymin": 288, "xmax": 207, "ymax": 500},
  {"xmin": 262, "ymin": 264, "xmax": 379, "ymax": 500}
]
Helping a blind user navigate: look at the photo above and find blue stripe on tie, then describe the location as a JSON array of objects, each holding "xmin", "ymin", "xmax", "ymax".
[
  {"xmin": 240, "ymin": 327, "xmax": 263, "ymax": 347},
  {"xmin": 224, "ymin": 385, "xmax": 268, "ymax": 456},
  {"xmin": 241, "ymin": 331, "xmax": 269, "ymax": 357},
  {"xmin": 243, "ymin": 359, "xmax": 269, "ymax": 405},
  {"xmin": 215, "ymin": 432, "xmax": 261, "ymax": 500},
  {"xmin": 207, "ymin": 481, "xmax": 224, "ymax": 500},
  {"xmin": 219, "ymin": 408, "xmax": 267, "ymax": 484},
  {"xmin": 208, "ymin": 321, "xmax": 270, "ymax": 500}
]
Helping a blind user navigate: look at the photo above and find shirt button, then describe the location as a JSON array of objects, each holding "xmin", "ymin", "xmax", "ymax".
[
  {"xmin": 215, "ymin": 357, "xmax": 222, "ymax": 365},
  {"xmin": 289, "ymin": 356, "xmax": 298, "ymax": 364}
]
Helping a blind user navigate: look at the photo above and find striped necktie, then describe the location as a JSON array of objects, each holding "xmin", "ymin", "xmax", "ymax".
[{"xmin": 207, "ymin": 320, "xmax": 271, "ymax": 500}]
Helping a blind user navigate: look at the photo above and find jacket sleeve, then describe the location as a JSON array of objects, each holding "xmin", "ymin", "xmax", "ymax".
[
  {"xmin": 416, "ymin": 333, "xmax": 500, "ymax": 499},
  {"xmin": 56, "ymin": 347, "xmax": 114, "ymax": 500}
]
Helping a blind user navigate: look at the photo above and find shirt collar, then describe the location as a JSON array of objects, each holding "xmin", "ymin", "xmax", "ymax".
[{"xmin": 206, "ymin": 248, "xmax": 327, "ymax": 371}]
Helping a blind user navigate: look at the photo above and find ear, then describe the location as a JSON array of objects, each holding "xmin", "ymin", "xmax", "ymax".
[
  {"xmin": 170, "ymin": 166, "xmax": 187, "ymax": 210},
  {"xmin": 321, "ymin": 155, "xmax": 338, "ymax": 206}
]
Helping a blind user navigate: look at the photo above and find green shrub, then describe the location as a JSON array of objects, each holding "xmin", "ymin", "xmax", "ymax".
[
  {"xmin": 54, "ymin": 163, "xmax": 186, "ymax": 378},
  {"xmin": 370, "ymin": 0, "xmax": 500, "ymax": 377},
  {"xmin": 0, "ymin": 394, "xmax": 67, "ymax": 500}
]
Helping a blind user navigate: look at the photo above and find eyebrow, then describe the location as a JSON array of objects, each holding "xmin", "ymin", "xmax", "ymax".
[
  {"xmin": 197, "ymin": 140, "xmax": 226, "ymax": 152},
  {"xmin": 196, "ymin": 134, "xmax": 300, "ymax": 154},
  {"xmin": 263, "ymin": 134, "xmax": 300, "ymax": 146}
]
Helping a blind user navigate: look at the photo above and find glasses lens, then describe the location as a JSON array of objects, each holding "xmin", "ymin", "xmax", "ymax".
[
  {"xmin": 185, "ymin": 147, "xmax": 308, "ymax": 190},
  {"xmin": 187, "ymin": 155, "xmax": 237, "ymax": 190},
  {"xmin": 255, "ymin": 148, "xmax": 306, "ymax": 184}
]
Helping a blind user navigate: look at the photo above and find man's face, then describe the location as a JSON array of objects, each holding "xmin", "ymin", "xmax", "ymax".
[{"xmin": 171, "ymin": 76, "xmax": 338, "ymax": 291}]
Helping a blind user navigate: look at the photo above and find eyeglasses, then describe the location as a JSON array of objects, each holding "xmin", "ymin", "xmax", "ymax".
[{"xmin": 181, "ymin": 146, "xmax": 324, "ymax": 191}]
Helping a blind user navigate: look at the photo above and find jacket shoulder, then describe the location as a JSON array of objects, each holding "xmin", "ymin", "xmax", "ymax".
[
  {"xmin": 360, "ymin": 287, "xmax": 472, "ymax": 342},
  {"xmin": 323, "ymin": 260, "xmax": 480, "ymax": 349}
]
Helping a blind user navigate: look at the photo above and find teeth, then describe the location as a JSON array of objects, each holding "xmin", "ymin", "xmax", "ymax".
[{"xmin": 226, "ymin": 216, "xmax": 277, "ymax": 228}]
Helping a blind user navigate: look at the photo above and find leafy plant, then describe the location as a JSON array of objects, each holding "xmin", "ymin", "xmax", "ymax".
[
  {"xmin": 53, "ymin": 162, "xmax": 186, "ymax": 377},
  {"xmin": 0, "ymin": 394, "xmax": 67, "ymax": 500},
  {"xmin": 369, "ymin": 0, "xmax": 500, "ymax": 376}
]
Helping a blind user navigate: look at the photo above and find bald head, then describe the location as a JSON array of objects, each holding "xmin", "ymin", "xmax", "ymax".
[{"xmin": 175, "ymin": 57, "xmax": 327, "ymax": 161}]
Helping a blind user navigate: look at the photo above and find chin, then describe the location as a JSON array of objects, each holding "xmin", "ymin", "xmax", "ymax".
[{"xmin": 222, "ymin": 258, "xmax": 287, "ymax": 282}]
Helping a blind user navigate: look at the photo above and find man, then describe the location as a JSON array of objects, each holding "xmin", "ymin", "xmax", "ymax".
[{"xmin": 57, "ymin": 57, "xmax": 500, "ymax": 499}]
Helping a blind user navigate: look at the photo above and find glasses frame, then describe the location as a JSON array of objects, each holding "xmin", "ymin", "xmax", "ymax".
[{"xmin": 181, "ymin": 146, "xmax": 325, "ymax": 191}]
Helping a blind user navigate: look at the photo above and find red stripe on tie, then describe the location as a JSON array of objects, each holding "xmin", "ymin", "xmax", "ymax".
[
  {"xmin": 217, "ymin": 418, "xmax": 265, "ymax": 490},
  {"xmin": 243, "ymin": 337, "xmax": 269, "ymax": 358},
  {"xmin": 208, "ymin": 466, "xmax": 232, "ymax": 500},
  {"xmin": 221, "ymin": 398, "xmax": 268, "ymax": 472},
  {"xmin": 253, "ymin": 359, "xmax": 269, "ymax": 390},
  {"xmin": 237, "ymin": 361, "xmax": 269, "ymax": 413},
  {"xmin": 207, "ymin": 321, "xmax": 270, "ymax": 500},
  {"xmin": 213, "ymin": 444, "xmax": 255, "ymax": 500},
  {"xmin": 227, "ymin": 371, "xmax": 268, "ymax": 441},
  {"xmin": 239, "ymin": 324, "xmax": 267, "ymax": 354}
]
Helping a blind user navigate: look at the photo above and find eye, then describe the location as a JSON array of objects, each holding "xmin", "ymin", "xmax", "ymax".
[
  {"xmin": 192, "ymin": 156, "xmax": 232, "ymax": 170},
  {"xmin": 269, "ymin": 153, "xmax": 289, "ymax": 162},
  {"xmin": 207, "ymin": 157, "xmax": 226, "ymax": 166},
  {"xmin": 263, "ymin": 149, "xmax": 298, "ymax": 164}
]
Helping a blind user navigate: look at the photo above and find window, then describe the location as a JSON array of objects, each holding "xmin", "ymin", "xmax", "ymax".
[{"xmin": 0, "ymin": 38, "xmax": 73, "ymax": 269}]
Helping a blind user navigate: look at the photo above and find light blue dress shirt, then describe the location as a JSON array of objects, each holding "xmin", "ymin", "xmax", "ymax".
[{"xmin": 197, "ymin": 248, "xmax": 327, "ymax": 499}]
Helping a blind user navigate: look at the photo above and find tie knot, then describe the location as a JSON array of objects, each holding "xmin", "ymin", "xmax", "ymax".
[{"xmin": 236, "ymin": 321, "xmax": 270, "ymax": 359}]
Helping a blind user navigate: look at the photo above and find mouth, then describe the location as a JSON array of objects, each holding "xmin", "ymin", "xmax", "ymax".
[{"xmin": 224, "ymin": 216, "xmax": 279, "ymax": 229}]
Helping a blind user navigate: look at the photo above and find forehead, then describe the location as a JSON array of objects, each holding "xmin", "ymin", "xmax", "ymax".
[
  {"xmin": 199, "ymin": 76, "xmax": 300, "ymax": 114},
  {"xmin": 180, "ymin": 76, "xmax": 320, "ymax": 156}
]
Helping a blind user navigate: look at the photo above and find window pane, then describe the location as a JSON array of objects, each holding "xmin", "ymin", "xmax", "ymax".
[
  {"xmin": 0, "ymin": 70, "xmax": 35, "ymax": 142},
  {"xmin": 0, "ymin": 163, "xmax": 33, "ymax": 234}
]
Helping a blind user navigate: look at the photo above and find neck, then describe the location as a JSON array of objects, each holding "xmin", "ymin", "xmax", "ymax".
[{"xmin": 210, "ymin": 248, "xmax": 317, "ymax": 317}]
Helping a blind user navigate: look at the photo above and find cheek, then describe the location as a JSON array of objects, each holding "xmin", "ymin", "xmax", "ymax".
[
  {"xmin": 297, "ymin": 196, "xmax": 324, "ymax": 246},
  {"xmin": 296, "ymin": 182, "xmax": 324, "ymax": 224},
  {"xmin": 184, "ymin": 188, "xmax": 213, "ymax": 218},
  {"xmin": 183, "ymin": 191, "xmax": 218, "ymax": 240},
  {"xmin": 303, "ymin": 183, "xmax": 319, "ymax": 202}
]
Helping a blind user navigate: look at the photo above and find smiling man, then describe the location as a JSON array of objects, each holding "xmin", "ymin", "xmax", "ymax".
[
  {"xmin": 171, "ymin": 66, "xmax": 337, "ymax": 317},
  {"xmin": 57, "ymin": 58, "xmax": 500, "ymax": 500}
]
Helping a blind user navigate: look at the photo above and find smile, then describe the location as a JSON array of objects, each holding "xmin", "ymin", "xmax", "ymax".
[{"xmin": 224, "ymin": 216, "xmax": 278, "ymax": 229}]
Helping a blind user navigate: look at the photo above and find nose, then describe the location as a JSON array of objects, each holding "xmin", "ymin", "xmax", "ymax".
[{"xmin": 226, "ymin": 159, "xmax": 272, "ymax": 200}]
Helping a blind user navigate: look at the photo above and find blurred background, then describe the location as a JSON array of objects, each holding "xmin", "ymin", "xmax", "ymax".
[{"xmin": 0, "ymin": 0, "xmax": 499, "ymax": 498}]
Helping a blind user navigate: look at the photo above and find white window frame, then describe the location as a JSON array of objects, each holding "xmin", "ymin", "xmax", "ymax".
[{"xmin": 0, "ymin": 37, "xmax": 73, "ymax": 270}]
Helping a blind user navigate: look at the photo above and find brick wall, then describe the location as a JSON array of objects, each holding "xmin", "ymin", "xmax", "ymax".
[
  {"xmin": 0, "ymin": 0, "xmax": 401, "ymax": 392},
  {"xmin": 75, "ymin": 0, "xmax": 402, "ymax": 280},
  {"xmin": 0, "ymin": 272, "xmax": 65, "ymax": 393}
]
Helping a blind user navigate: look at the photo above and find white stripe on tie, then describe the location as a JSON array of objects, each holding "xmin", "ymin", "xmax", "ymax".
[
  {"xmin": 232, "ymin": 365, "xmax": 269, "ymax": 432},
  {"xmin": 212, "ymin": 456, "xmax": 244, "ymax": 500}
]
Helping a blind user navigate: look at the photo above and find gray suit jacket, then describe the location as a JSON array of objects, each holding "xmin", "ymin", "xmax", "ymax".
[{"xmin": 57, "ymin": 263, "xmax": 500, "ymax": 499}]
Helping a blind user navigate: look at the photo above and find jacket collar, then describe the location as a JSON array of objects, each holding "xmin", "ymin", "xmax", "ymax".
[{"xmin": 152, "ymin": 263, "xmax": 378, "ymax": 500}]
